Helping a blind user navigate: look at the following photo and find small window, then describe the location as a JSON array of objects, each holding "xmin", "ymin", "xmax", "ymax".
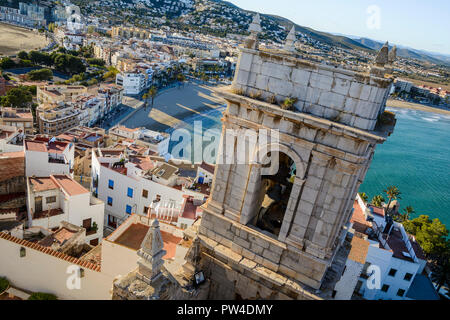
[
  {"xmin": 107, "ymin": 196, "xmax": 113, "ymax": 206},
  {"xmin": 108, "ymin": 179, "xmax": 114, "ymax": 190},
  {"xmin": 46, "ymin": 196, "xmax": 56, "ymax": 204},
  {"xmin": 381, "ymin": 284, "xmax": 390, "ymax": 292},
  {"xmin": 404, "ymin": 273, "xmax": 413, "ymax": 281},
  {"xmin": 143, "ymin": 206, "xmax": 149, "ymax": 214},
  {"xmin": 388, "ymin": 268, "xmax": 397, "ymax": 277},
  {"xmin": 397, "ymin": 289, "xmax": 405, "ymax": 297},
  {"xmin": 154, "ymin": 194, "xmax": 161, "ymax": 203},
  {"xmin": 142, "ymin": 189, "xmax": 148, "ymax": 198},
  {"xmin": 127, "ymin": 187, "xmax": 133, "ymax": 198},
  {"xmin": 126, "ymin": 205, "xmax": 132, "ymax": 214}
]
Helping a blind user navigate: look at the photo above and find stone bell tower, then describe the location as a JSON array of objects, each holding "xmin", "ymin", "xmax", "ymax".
[{"xmin": 191, "ymin": 16, "xmax": 396, "ymax": 300}]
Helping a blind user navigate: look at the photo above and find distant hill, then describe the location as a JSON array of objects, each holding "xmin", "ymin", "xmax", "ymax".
[{"xmin": 351, "ymin": 37, "xmax": 450, "ymax": 66}]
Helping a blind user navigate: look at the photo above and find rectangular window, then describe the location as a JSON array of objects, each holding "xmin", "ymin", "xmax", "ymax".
[
  {"xmin": 143, "ymin": 206, "xmax": 149, "ymax": 214},
  {"xmin": 381, "ymin": 284, "xmax": 390, "ymax": 292},
  {"xmin": 126, "ymin": 205, "xmax": 132, "ymax": 214},
  {"xmin": 142, "ymin": 189, "xmax": 148, "ymax": 198},
  {"xmin": 127, "ymin": 187, "xmax": 133, "ymax": 198},
  {"xmin": 397, "ymin": 289, "xmax": 405, "ymax": 297},
  {"xmin": 388, "ymin": 268, "xmax": 397, "ymax": 277},
  {"xmin": 108, "ymin": 179, "xmax": 114, "ymax": 190},
  {"xmin": 46, "ymin": 196, "xmax": 56, "ymax": 204},
  {"xmin": 404, "ymin": 273, "xmax": 413, "ymax": 281},
  {"xmin": 107, "ymin": 196, "xmax": 113, "ymax": 206}
]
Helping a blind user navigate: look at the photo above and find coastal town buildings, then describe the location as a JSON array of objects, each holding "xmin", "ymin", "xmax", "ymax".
[
  {"xmin": 36, "ymin": 85, "xmax": 123, "ymax": 135},
  {"xmin": 24, "ymin": 137, "xmax": 75, "ymax": 177},
  {"xmin": 0, "ymin": 125, "xmax": 24, "ymax": 153},
  {"xmin": 0, "ymin": 108, "xmax": 34, "ymax": 135},
  {"xmin": 349, "ymin": 195, "xmax": 439, "ymax": 300},
  {"xmin": 26, "ymin": 174, "xmax": 104, "ymax": 246},
  {"xmin": 91, "ymin": 148, "xmax": 210, "ymax": 231}
]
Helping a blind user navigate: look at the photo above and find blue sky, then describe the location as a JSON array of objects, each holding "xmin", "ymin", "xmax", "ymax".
[{"xmin": 228, "ymin": 0, "xmax": 450, "ymax": 55}]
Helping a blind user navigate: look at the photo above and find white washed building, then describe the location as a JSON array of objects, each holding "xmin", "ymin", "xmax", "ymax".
[{"xmin": 26, "ymin": 174, "xmax": 104, "ymax": 245}]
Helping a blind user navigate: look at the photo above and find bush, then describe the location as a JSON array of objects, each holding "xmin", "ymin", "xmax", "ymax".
[
  {"xmin": 27, "ymin": 68, "xmax": 53, "ymax": 81},
  {"xmin": 0, "ymin": 277, "xmax": 9, "ymax": 293},
  {"xmin": 28, "ymin": 292, "xmax": 57, "ymax": 300}
]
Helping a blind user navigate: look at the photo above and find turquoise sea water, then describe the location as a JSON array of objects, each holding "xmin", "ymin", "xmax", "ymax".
[{"xmin": 171, "ymin": 106, "xmax": 450, "ymax": 228}]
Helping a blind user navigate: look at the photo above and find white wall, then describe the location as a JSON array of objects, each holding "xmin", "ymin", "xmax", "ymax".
[
  {"xmin": 0, "ymin": 237, "xmax": 113, "ymax": 300},
  {"xmin": 334, "ymin": 259, "xmax": 364, "ymax": 300}
]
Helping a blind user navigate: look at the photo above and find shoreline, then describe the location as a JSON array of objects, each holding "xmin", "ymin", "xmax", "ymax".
[{"xmin": 386, "ymin": 99, "xmax": 450, "ymax": 116}]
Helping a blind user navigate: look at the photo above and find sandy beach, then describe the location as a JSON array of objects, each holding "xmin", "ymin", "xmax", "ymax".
[
  {"xmin": 0, "ymin": 23, "xmax": 48, "ymax": 56},
  {"xmin": 386, "ymin": 99, "xmax": 450, "ymax": 115}
]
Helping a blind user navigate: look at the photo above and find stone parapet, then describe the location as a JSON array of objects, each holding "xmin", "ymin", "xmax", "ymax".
[{"xmin": 232, "ymin": 47, "xmax": 393, "ymax": 131}]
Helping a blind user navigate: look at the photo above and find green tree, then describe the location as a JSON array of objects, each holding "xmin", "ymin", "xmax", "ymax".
[
  {"xmin": 87, "ymin": 58, "xmax": 105, "ymax": 67},
  {"xmin": 143, "ymin": 86, "xmax": 158, "ymax": 110},
  {"xmin": 27, "ymin": 68, "xmax": 53, "ymax": 81},
  {"xmin": 0, "ymin": 57, "xmax": 16, "ymax": 69},
  {"xmin": 397, "ymin": 205, "xmax": 415, "ymax": 222},
  {"xmin": 358, "ymin": 192, "xmax": 368, "ymax": 203},
  {"xmin": 383, "ymin": 186, "xmax": 402, "ymax": 215},
  {"xmin": 0, "ymin": 86, "xmax": 33, "ymax": 108},
  {"xmin": 403, "ymin": 215, "xmax": 449, "ymax": 258},
  {"xmin": 371, "ymin": 195, "xmax": 385, "ymax": 208},
  {"xmin": 17, "ymin": 51, "xmax": 29, "ymax": 60}
]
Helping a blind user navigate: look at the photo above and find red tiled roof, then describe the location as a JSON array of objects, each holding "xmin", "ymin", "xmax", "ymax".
[
  {"xmin": 33, "ymin": 208, "xmax": 64, "ymax": 219},
  {"xmin": 348, "ymin": 236, "xmax": 370, "ymax": 264},
  {"xmin": 29, "ymin": 177, "xmax": 58, "ymax": 193},
  {"xmin": 351, "ymin": 200, "xmax": 371, "ymax": 234},
  {"xmin": 0, "ymin": 231, "xmax": 101, "ymax": 272},
  {"xmin": 0, "ymin": 151, "xmax": 24, "ymax": 183},
  {"xmin": 51, "ymin": 175, "xmax": 88, "ymax": 196},
  {"xmin": 25, "ymin": 140, "xmax": 47, "ymax": 152},
  {"xmin": 47, "ymin": 141, "xmax": 69, "ymax": 154},
  {"xmin": 369, "ymin": 205, "xmax": 385, "ymax": 217}
]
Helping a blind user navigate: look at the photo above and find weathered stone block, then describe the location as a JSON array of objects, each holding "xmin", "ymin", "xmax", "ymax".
[{"xmin": 292, "ymin": 69, "xmax": 311, "ymax": 85}]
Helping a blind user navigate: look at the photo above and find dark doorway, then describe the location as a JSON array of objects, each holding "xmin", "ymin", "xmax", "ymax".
[{"xmin": 35, "ymin": 196, "xmax": 42, "ymax": 212}]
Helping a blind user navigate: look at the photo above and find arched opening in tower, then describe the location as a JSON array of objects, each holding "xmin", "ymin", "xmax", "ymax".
[{"xmin": 250, "ymin": 152, "xmax": 296, "ymax": 237}]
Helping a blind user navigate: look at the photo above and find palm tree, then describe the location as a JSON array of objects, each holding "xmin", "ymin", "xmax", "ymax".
[
  {"xmin": 400, "ymin": 205, "xmax": 415, "ymax": 222},
  {"xmin": 384, "ymin": 186, "xmax": 402, "ymax": 215},
  {"xmin": 358, "ymin": 192, "xmax": 369, "ymax": 203},
  {"xmin": 147, "ymin": 86, "xmax": 158, "ymax": 110},
  {"xmin": 371, "ymin": 195, "xmax": 385, "ymax": 208},
  {"xmin": 177, "ymin": 73, "xmax": 186, "ymax": 88}
]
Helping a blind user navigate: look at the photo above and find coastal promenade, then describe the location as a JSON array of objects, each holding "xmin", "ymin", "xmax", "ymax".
[{"xmin": 120, "ymin": 82, "xmax": 225, "ymax": 132}]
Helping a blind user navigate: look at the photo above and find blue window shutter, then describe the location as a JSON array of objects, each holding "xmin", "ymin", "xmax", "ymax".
[
  {"xmin": 127, "ymin": 187, "xmax": 133, "ymax": 198},
  {"xmin": 126, "ymin": 205, "xmax": 132, "ymax": 214}
]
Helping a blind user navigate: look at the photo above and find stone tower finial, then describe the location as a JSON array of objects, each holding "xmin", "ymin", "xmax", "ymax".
[
  {"xmin": 244, "ymin": 13, "xmax": 262, "ymax": 49},
  {"xmin": 182, "ymin": 236, "xmax": 201, "ymax": 279},
  {"xmin": 283, "ymin": 25, "xmax": 297, "ymax": 53},
  {"xmin": 136, "ymin": 219, "xmax": 166, "ymax": 284},
  {"xmin": 375, "ymin": 41, "xmax": 389, "ymax": 67},
  {"xmin": 388, "ymin": 45, "xmax": 397, "ymax": 64}
]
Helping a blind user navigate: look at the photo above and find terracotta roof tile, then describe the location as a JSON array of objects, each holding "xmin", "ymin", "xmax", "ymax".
[
  {"xmin": 0, "ymin": 232, "xmax": 100, "ymax": 272},
  {"xmin": 348, "ymin": 236, "xmax": 370, "ymax": 264}
]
